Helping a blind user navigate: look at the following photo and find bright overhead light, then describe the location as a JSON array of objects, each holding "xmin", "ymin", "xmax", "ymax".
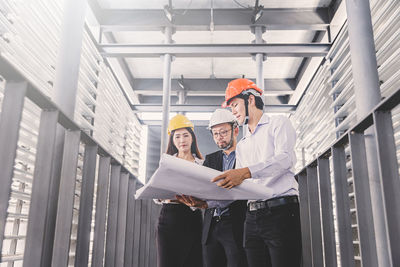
[
  {"xmin": 253, "ymin": 9, "xmax": 263, "ymax": 23},
  {"xmin": 252, "ymin": 0, "xmax": 264, "ymax": 24},
  {"xmin": 178, "ymin": 75, "xmax": 185, "ymax": 89},
  {"xmin": 163, "ymin": 5, "xmax": 174, "ymax": 22}
]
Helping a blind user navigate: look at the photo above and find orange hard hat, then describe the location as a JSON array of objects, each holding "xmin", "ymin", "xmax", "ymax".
[{"xmin": 222, "ymin": 78, "xmax": 263, "ymax": 107}]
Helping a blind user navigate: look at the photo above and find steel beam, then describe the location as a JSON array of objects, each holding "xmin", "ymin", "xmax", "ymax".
[
  {"xmin": 105, "ymin": 165, "xmax": 121, "ymax": 267},
  {"xmin": 44, "ymin": 0, "xmax": 87, "ymax": 264},
  {"xmin": 373, "ymin": 111, "xmax": 400, "ymax": 266},
  {"xmin": 132, "ymin": 104, "xmax": 296, "ymax": 113},
  {"xmin": 332, "ymin": 145, "xmax": 355, "ymax": 267},
  {"xmin": 0, "ymin": 81, "xmax": 26, "ymax": 262},
  {"xmin": 346, "ymin": 0, "xmax": 389, "ymax": 264},
  {"xmin": 23, "ymin": 110, "xmax": 58, "ymax": 267},
  {"xmin": 97, "ymin": 8, "xmax": 329, "ymax": 31},
  {"xmin": 348, "ymin": 131, "xmax": 378, "ymax": 267},
  {"xmin": 51, "ymin": 130, "xmax": 81, "ymax": 267},
  {"xmin": 91, "ymin": 157, "xmax": 111, "ymax": 267},
  {"xmin": 140, "ymin": 95, "xmax": 290, "ymax": 105},
  {"xmin": 115, "ymin": 172, "xmax": 129, "ymax": 267},
  {"xmin": 124, "ymin": 178, "xmax": 137, "ymax": 266},
  {"xmin": 160, "ymin": 26, "xmax": 173, "ymax": 155},
  {"xmin": 297, "ymin": 172, "xmax": 312, "ymax": 267},
  {"xmin": 75, "ymin": 145, "xmax": 98, "ymax": 267},
  {"xmin": 132, "ymin": 78, "xmax": 295, "ymax": 96},
  {"xmin": 138, "ymin": 200, "xmax": 148, "ymax": 267},
  {"xmin": 149, "ymin": 203, "xmax": 161, "ymax": 267},
  {"xmin": 317, "ymin": 157, "xmax": 337, "ymax": 267},
  {"xmin": 307, "ymin": 166, "xmax": 323, "ymax": 266},
  {"xmin": 101, "ymin": 43, "xmax": 330, "ymax": 58},
  {"xmin": 132, "ymin": 197, "xmax": 142, "ymax": 267},
  {"xmin": 142, "ymin": 120, "xmax": 210, "ymax": 127}
]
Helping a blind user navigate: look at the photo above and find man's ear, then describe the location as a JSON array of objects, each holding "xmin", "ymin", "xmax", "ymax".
[
  {"xmin": 234, "ymin": 126, "xmax": 239, "ymax": 136},
  {"xmin": 248, "ymin": 94, "xmax": 255, "ymax": 106}
]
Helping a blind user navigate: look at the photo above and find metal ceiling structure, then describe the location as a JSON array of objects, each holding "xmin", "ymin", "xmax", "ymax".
[{"xmin": 86, "ymin": 0, "xmax": 343, "ymax": 120}]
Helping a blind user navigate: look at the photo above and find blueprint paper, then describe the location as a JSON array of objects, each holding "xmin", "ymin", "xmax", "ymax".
[{"xmin": 135, "ymin": 154, "xmax": 272, "ymax": 200}]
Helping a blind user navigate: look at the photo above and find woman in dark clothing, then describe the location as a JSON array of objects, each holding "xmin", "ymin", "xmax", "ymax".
[{"xmin": 156, "ymin": 114, "xmax": 203, "ymax": 267}]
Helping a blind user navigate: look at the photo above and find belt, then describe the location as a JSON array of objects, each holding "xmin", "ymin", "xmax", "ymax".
[{"xmin": 248, "ymin": 196, "xmax": 299, "ymax": 212}]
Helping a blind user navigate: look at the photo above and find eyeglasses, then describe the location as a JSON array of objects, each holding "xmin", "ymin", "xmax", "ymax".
[{"xmin": 211, "ymin": 129, "xmax": 231, "ymax": 138}]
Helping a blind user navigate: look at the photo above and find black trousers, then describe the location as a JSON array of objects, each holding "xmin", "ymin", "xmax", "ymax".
[
  {"xmin": 156, "ymin": 204, "xmax": 203, "ymax": 267},
  {"xmin": 244, "ymin": 203, "xmax": 302, "ymax": 267},
  {"xmin": 203, "ymin": 216, "xmax": 248, "ymax": 267}
]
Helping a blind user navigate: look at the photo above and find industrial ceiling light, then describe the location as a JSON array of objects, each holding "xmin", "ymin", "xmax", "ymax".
[
  {"xmin": 178, "ymin": 75, "xmax": 185, "ymax": 89},
  {"xmin": 164, "ymin": 0, "xmax": 174, "ymax": 22},
  {"xmin": 252, "ymin": 0, "xmax": 264, "ymax": 24}
]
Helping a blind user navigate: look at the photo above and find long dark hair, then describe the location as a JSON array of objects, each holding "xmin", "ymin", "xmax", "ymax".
[{"xmin": 166, "ymin": 127, "xmax": 203, "ymax": 159}]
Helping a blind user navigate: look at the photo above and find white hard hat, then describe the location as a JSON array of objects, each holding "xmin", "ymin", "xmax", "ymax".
[{"xmin": 207, "ymin": 109, "xmax": 238, "ymax": 129}]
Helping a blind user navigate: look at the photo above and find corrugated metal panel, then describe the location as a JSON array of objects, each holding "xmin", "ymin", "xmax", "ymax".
[{"xmin": 0, "ymin": 1, "xmax": 142, "ymax": 265}]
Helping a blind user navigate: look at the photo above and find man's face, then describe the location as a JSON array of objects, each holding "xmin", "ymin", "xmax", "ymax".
[
  {"xmin": 228, "ymin": 98, "xmax": 246, "ymax": 125},
  {"xmin": 211, "ymin": 123, "xmax": 233, "ymax": 149}
]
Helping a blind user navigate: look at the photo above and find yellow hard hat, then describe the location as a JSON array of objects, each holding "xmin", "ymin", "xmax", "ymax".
[{"xmin": 168, "ymin": 114, "xmax": 194, "ymax": 135}]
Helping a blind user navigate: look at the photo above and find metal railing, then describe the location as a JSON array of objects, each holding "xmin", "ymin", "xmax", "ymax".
[
  {"xmin": 295, "ymin": 87, "xmax": 400, "ymax": 267},
  {"xmin": 0, "ymin": 55, "xmax": 156, "ymax": 266}
]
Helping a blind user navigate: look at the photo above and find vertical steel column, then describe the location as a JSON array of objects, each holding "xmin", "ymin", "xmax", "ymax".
[
  {"xmin": 317, "ymin": 157, "xmax": 337, "ymax": 267},
  {"xmin": 332, "ymin": 145, "xmax": 355, "ymax": 267},
  {"xmin": 132, "ymin": 197, "xmax": 143, "ymax": 267},
  {"xmin": 115, "ymin": 172, "xmax": 130, "ymax": 267},
  {"xmin": 124, "ymin": 178, "xmax": 137, "ymax": 267},
  {"xmin": 23, "ymin": 110, "xmax": 58, "ymax": 267},
  {"xmin": 345, "ymin": 1, "xmax": 389, "ymax": 264},
  {"xmin": 149, "ymin": 203, "xmax": 161, "ymax": 267},
  {"xmin": 349, "ymin": 132, "xmax": 378, "ymax": 266},
  {"xmin": 0, "ymin": 81, "xmax": 26, "ymax": 259},
  {"xmin": 75, "ymin": 145, "xmax": 98, "ymax": 267},
  {"xmin": 54, "ymin": 0, "xmax": 87, "ymax": 117},
  {"xmin": 307, "ymin": 166, "xmax": 323, "ymax": 266},
  {"xmin": 297, "ymin": 172, "xmax": 312, "ymax": 267},
  {"xmin": 91, "ymin": 156, "xmax": 111, "ymax": 267},
  {"xmin": 51, "ymin": 130, "xmax": 81, "ymax": 267},
  {"xmin": 44, "ymin": 1, "xmax": 87, "ymax": 265},
  {"xmin": 145, "ymin": 200, "xmax": 153, "ymax": 267},
  {"xmin": 105, "ymin": 165, "xmax": 121, "ymax": 267},
  {"xmin": 373, "ymin": 111, "xmax": 400, "ymax": 266},
  {"xmin": 252, "ymin": 26, "xmax": 266, "ymax": 91},
  {"xmin": 8, "ymin": 182, "xmax": 25, "ymax": 267},
  {"xmin": 139, "ymin": 200, "xmax": 149, "ymax": 267},
  {"xmin": 160, "ymin": 26, "xmax": 174, "ymax": 155},
  {"xmin": 345, "ymin": 0, "xmax": 381, "ymax": 117}
]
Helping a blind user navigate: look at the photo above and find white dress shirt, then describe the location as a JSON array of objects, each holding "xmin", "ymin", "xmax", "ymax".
[{"xmin": 236, "ymin": 114, "xmax": 299, "ymax": 202}]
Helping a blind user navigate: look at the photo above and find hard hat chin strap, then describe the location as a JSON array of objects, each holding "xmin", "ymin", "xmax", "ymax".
[{"xmin": 243, "ymin": 94, "xmax": 249, "ymax": 125}]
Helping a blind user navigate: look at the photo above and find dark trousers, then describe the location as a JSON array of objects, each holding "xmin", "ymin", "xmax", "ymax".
[
  {"xmin": 203, "ymin": 216, "xmax": 248, "ymax": 267},
  {"xmin": 157, "ymin": 204, "xmax": 203, "ymax": 267},
  {"xmin": 244, "ymin": 203, "xmax": 301, "ymax": 267}
]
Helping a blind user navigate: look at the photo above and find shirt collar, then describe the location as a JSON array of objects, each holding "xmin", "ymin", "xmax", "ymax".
[
  {"xmin": 244, "ymin": 114, "xmax": 270, "ymax": 139},
  {"xmin": 223, "ymin": 150, "xmax": 235, "ymax": 159}
]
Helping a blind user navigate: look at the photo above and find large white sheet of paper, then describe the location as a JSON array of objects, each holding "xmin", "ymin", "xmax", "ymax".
[{"xmin": 135, "ymin": 154, "xmax": 272, "ymax": 200}]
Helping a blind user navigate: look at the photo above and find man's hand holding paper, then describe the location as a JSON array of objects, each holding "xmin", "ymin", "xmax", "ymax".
[{"xmin": 135, "ymin": 154, "xmax": 272, "ymax": 200}]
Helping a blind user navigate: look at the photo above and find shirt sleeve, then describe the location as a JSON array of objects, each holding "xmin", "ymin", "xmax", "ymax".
[
  {"xmin": 248, "ymin": 117, "xmax": 297, "ymax": 179},
  {"xmin": 235, "ymin": 149, "xmax": 242, "ymax": 169}
]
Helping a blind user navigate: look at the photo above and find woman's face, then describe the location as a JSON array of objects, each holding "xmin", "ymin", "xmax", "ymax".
[{"xmin": 173, "ymin": 128, "xmax": 193, "ymax": 154}]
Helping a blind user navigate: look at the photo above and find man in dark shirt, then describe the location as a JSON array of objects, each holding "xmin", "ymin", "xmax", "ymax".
[{"xmin": 177, "ymin": 109, "xmax": 248, "ymax": 267}]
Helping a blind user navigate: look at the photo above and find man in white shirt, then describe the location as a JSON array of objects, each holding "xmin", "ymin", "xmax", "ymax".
[{"xmin": 212, "ymin": 78, "xmax": 302, "ymax": 267}]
